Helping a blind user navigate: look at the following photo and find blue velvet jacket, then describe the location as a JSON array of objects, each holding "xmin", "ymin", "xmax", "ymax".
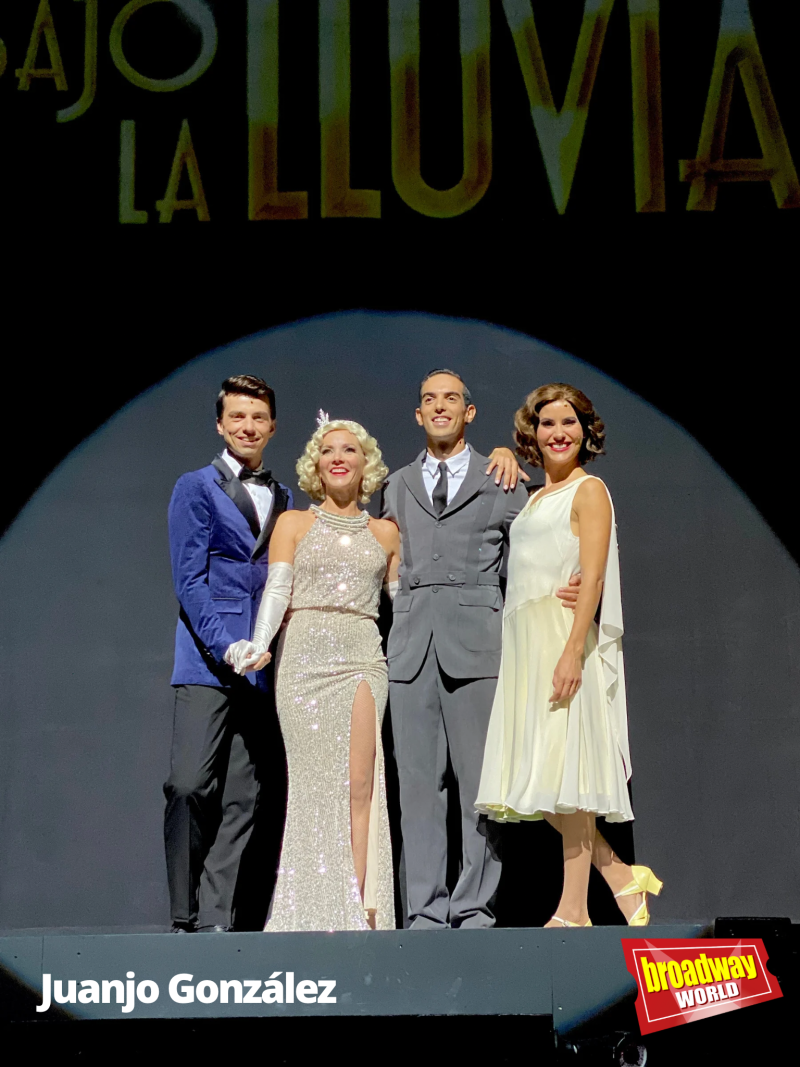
[{"xmin": 168, "ymin": 455, "xmax": 293, "ymax": 689}]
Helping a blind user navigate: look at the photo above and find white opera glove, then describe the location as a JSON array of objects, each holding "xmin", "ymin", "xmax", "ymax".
[
  {"xmin": 383, "ymin": 580, "xmax": 399, "ymax": 601},
  {"xmin": 224, "ymin": 562, "xmax": 294, "ymax": 675}
]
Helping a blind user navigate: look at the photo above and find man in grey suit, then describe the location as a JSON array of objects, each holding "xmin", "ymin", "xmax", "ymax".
[{"xmin": 381, "ymin": 370, "xmax": 577, "ymax": 929}]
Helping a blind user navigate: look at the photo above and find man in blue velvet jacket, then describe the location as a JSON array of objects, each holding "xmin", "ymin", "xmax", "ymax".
[{"xmin": 164, "ymin": 375, "xmax": 293, "ymax": 932}]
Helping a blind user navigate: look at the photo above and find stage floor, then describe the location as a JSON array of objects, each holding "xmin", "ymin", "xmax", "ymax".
[{"xmin": 0, "ymin": 924, "xmax": 708, "ymax": 1033}]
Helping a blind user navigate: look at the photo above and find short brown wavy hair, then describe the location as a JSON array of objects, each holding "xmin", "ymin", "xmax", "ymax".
[{"xmin": 514, "ymin": 383, "xmax": 605, "ymax": 468}]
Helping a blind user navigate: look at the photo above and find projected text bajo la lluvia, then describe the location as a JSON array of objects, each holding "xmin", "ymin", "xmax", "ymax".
[{"xmin": 5, "ymin": 0, "xmax": 799, "ymax": 220}]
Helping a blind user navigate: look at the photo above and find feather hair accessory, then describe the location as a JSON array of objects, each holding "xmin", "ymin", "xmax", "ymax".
[{"xmin": 316, "ymin": 409, "xmax": 331, "ymax": 429}]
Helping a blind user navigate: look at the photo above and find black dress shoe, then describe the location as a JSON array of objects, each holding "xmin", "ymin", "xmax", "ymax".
[
  {"xmin": 170, "ymin": 924, "xmax": 194, "ymax": 933},
  {"xmin": 197, "ymin": 925, "xmax": 231, "ymax": 933}
]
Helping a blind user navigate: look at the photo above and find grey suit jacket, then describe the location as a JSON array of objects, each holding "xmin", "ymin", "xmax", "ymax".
[{"xmin": 380, "ymin": 448, "xmax": 529, "ymax": 681}]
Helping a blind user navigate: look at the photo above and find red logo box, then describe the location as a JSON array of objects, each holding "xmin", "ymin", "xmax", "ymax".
[{"xmin": 621, "ymin": 938, "xmax": 782, "ymax": 1035}]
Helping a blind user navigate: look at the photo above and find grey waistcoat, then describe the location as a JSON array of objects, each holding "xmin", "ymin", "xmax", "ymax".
[{"xmin": 380, "ymin": 448, "xmax": 529, "ymax": 681}]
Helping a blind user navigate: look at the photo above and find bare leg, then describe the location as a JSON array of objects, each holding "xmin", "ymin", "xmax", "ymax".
[
  {"xmin": 349, "ymin": 680, "xmax": 377, "ymax": 929},
  {"xmin": 543, "ymin": 811, "xmax": 595, "ymax": 927},
  {"xmin": 544, "ymin": 814, "xmax": 642, "ymax": 923},
  {"xmin": 542, "ymin": 812, "xmax": 562, "ymax": 834},
  {"xmin": 592, "ymin": 830, "xmax": 642, "ymax": 922}
]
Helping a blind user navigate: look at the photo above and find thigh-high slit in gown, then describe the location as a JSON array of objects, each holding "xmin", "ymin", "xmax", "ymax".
[{"xmin": 265, "ymin": 506, "xmax": 395, "ymax": 931}]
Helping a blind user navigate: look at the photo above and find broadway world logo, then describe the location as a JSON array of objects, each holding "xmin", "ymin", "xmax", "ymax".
[{"xmin": 622, "ymin": 938, "xmax": 782, "ymax": 1035}]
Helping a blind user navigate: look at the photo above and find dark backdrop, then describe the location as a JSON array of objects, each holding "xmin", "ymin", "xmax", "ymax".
[{"xmin": 0, "ymin": 0, "xmax": 798, "ymax": 929}]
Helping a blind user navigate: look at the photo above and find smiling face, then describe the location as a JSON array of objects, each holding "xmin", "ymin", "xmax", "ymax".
[
  {"xmin": 536, "ymin": 399, "xmax": 584, "ymax": 471},
  {"xmin": 216, "ymin": 393, "xmax": 276, "ymax": 469},
  {"xmin": 318, "ymin": 429, "xmax": 366, "ymax": 498},
  {"xmin": 415, "ymin": 373, "xmax": 476, "ymax": 448}
]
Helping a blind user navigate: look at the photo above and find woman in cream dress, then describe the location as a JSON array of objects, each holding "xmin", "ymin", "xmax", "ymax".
[
  {"xmin": 476, "ymin": 384, "xmax": 662, "ymax": 928},
  {"xmin": 226, "ymin": 416, "xmax": 399, "ymax": 932}
]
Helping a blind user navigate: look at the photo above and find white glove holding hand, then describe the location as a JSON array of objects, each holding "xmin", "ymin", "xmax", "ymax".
[{"xmin": 224, "ymin": 562, "xmax": 294, "ymax": 675}]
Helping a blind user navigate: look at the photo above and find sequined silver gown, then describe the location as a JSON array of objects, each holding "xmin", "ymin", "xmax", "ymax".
[{"xmin": 265, "ymin": 506, "xmax": 395, "ymax": 932}]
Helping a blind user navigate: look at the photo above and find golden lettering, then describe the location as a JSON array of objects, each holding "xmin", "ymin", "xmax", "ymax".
[
  {"xmin": 680, "ymin": 0, "xmax": 800, "ymax": 210},
  {"xmin": 57, "ymin": 0, "xmax": 98, "ymax": 123},
  {"xmin": 110, "ymin": 0, "xmax": 217, "ymax": 93},
  {"xmin": 16, "ymin": 0, "xmax": 68, "ymax": 92},
  {"xmin": 320, "ymin": 0, "xmax": 380, "ymax": 218},
  {"xmin": 120, "ymin": 121, "xmax": 149, "ymax": 225},
  {"xmin": 156, "ymin": 119, "xmax": 210, "ymax": 223},
  {"xmin": 501, "ymin": 0, "xmax": 614, "ymax": 215},
  {"xmin": 248, "ymin": 0, "xmax": 308, "ymax": 220},
  {"xmin": 390, "ymin": 0, "xmax": 492, "ymax": 219},
  {"xmin": 629, "ymin": 0, "xmax": 664, "ymax": 212}
]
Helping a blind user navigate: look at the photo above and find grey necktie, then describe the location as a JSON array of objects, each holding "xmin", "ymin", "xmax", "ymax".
[{"xmin": 432, "ymin": 461, "xmax": 448, "ymax": 516}]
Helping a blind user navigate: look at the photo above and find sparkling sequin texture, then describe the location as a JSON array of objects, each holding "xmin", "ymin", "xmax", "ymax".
[{"xmin": 265, "ymin": 506, "xmax": 394, "ymax": 932}]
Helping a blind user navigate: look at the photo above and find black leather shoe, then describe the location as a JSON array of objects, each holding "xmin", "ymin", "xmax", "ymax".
[
  {"xmin": 170, "ymin": 924, "xmax": 194, "ymax": 933},
  {"xmin": 197, "ymin": 925, "xmax": 231, "ymax": 933}
]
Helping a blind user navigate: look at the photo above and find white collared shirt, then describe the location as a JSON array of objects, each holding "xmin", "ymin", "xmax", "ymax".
[
  {"xmin": 222, "ymin": 450, "xmax": 274, "ymax": 530},
  {"xmin": 421, "ymin": 444, "xmax": 472, "ymax": 506}
]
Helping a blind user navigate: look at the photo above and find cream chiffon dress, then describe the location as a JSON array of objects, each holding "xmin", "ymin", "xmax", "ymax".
[
  {"xmin": 265, "ymin": 506, "xmax": 394, "ymax": 932},
  {"xmin": 475, "ymin": 476, "xmax": 633, "ymax": 823}
]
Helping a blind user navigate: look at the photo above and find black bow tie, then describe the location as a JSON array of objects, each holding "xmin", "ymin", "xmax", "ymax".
[{"xmin": 238, "ymin": 467, "xmax": 272, "ymax": 487}]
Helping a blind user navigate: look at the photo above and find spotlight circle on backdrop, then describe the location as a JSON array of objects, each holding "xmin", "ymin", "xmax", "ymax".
[{"xmin": 0, "ymin": 311, "xmax": 798, "ymax": 930}]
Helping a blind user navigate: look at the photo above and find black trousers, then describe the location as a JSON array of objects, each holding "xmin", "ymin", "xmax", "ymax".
[{"xmin": 163, "ymin": 682, "xmax": 271, "ymax": 930}]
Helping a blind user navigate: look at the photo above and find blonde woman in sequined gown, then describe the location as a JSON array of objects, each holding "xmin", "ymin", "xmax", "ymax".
[{"xmin": 226, "ymin": 419, "xmax": 399, "ymax": 932}]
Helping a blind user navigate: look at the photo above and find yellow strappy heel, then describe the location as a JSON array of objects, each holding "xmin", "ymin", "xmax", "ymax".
[
  {"xmin": 614, "ymin": 866, "xmax": 663, "ymax": 926},
  {"xmin": 550, "ymin": 916, "xmax": 592, "ymax": 928}
]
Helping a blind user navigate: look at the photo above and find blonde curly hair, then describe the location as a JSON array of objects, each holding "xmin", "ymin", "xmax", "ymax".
[{"xmin": 296, "ymin": 419, "xmax": 389, "ymax": 504}]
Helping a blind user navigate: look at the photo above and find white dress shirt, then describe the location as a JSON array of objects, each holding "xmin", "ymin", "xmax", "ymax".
[
  {"xmin": 421, "ymin": 445, "xmax": 472, "ymax": 506},
  {"xmin": 222, "ymin": 450, "xmax": 274, "ymax": 530}
]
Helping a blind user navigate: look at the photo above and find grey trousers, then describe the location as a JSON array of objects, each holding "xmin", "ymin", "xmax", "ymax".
[
  {"xmin": 163, "ymin": 684, "xmax": 262, "ymax": 930},
  {"xmin": 390, "ymin": 641, "xmax": 502, "ymax": 929}
]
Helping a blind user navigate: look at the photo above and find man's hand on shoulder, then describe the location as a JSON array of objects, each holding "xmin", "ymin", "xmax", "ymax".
[{"xmin": 486, "ymin": 447, "xmax": 531, "ymax": 492}]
